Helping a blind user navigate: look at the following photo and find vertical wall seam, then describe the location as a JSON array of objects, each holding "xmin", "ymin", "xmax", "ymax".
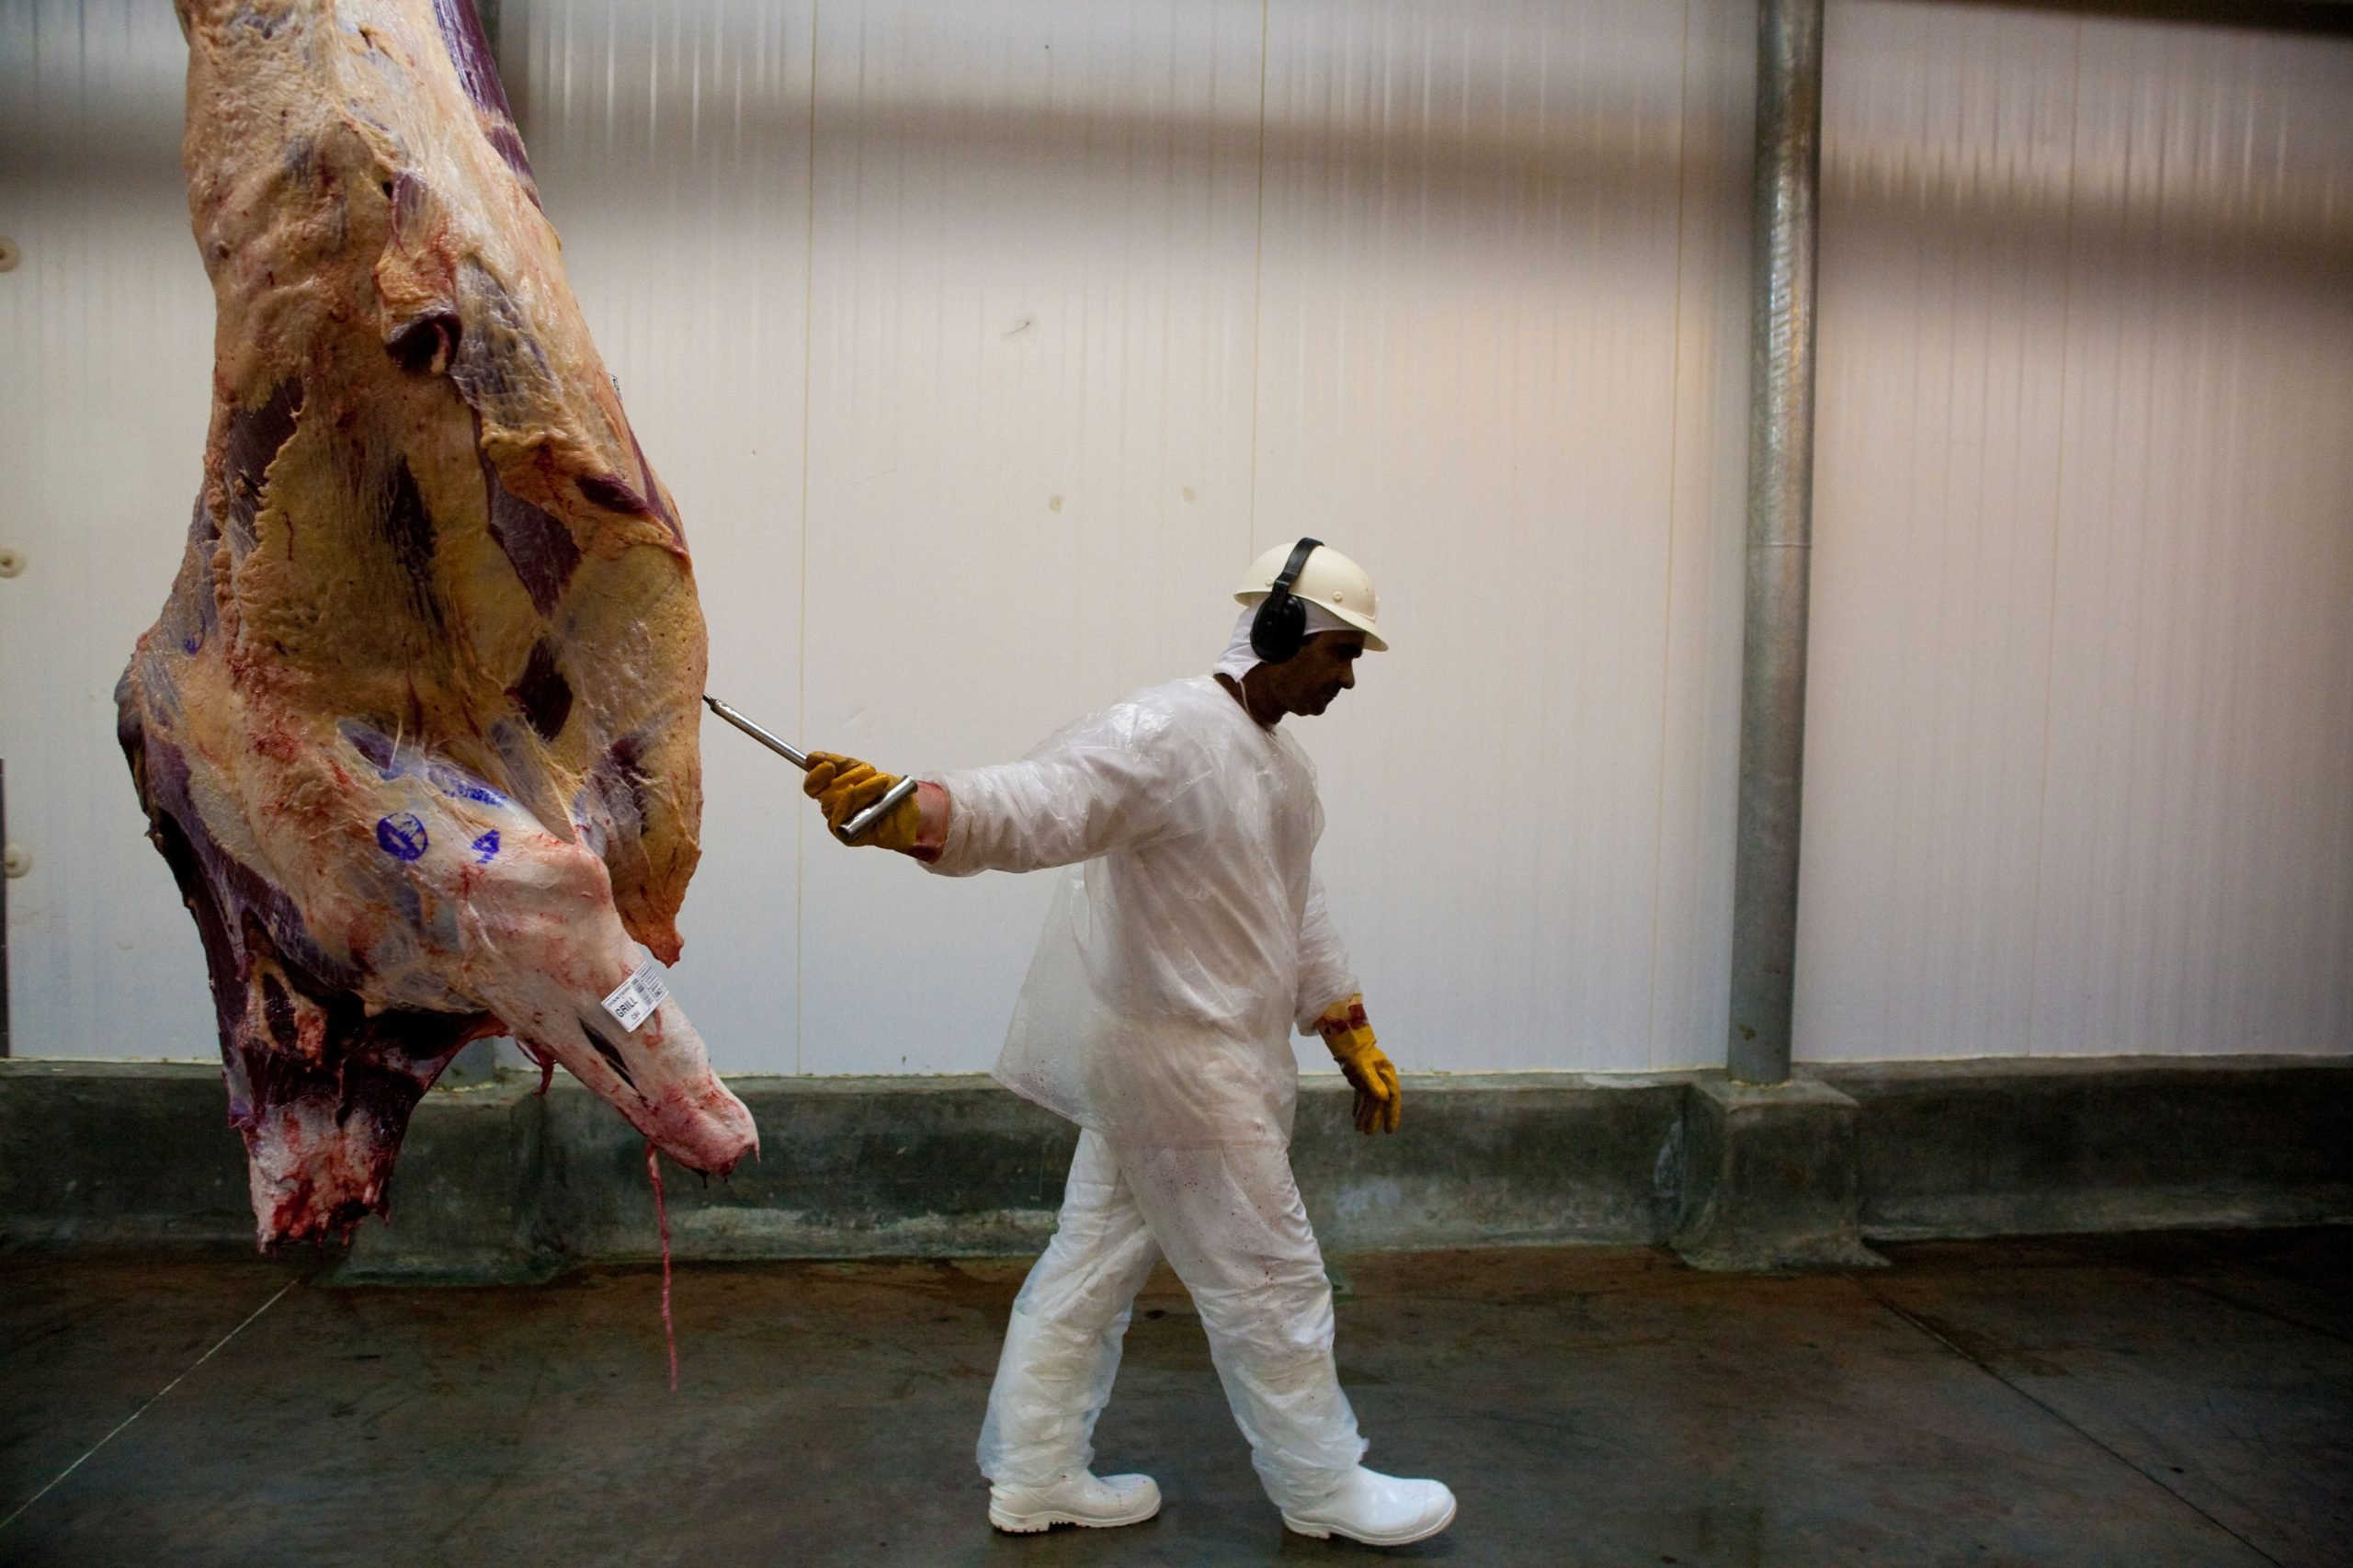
[
  {"xmin": 2127, "ymin": 41, "xmax": 2181, "ymax": 1055},
  {"xmin": 1972, "ymin": 36, "xmax": 2012, "ymax": 1057},
  {"xmin": 1643, "ymin": 0, "xmax": 1699, "ymax": 1070},
  {"xmin": 793, "ymin": 0, "xmax": 821, "ymax": 1077},
  {"xmin": 2020, "ymin": 17, "xmax": 2085, "ymax": 1062},
  {"xmin": 1244, "ymin": 0, "xmax": 1270, "ymax": 555}
]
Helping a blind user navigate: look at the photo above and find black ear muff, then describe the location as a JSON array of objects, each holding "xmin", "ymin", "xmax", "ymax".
[{"xmin": 1250, "ymin": 537, "xmax": 1323, "ymax": 664}]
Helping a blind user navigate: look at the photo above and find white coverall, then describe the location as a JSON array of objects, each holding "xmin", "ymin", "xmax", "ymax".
[{"xmin": 924, "ymin": 675, "xmax": 1369, "ymax": 1509}]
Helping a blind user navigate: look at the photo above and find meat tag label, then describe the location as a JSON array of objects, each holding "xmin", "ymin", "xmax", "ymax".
[{"xmin": 601, "ymin": 957, "xmax": 671, "ymax": 1033}]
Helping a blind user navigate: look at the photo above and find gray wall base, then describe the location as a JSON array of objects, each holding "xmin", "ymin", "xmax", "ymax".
[
  {"xmin": 1824, "ymin": 1055, "xmax": 2353, "ymax": 1240},
  {"xmin": 334, "ymin": 1078, "xmax": 554, "ymax": 1285},
  {"xmin": 0, "ymin": 1061, "xmax": 256, "ymax": 1248},
  {"xmin": 1668, "ymin": 1075, "xmax": 1884, "ymax": 1271},
  {"xmin": 3, "ymin": 1056, "xmax": 2345, "ymax": 1282},
  {"xmin": 338, "ymin": 1072, "xmax": 1688, "ymax": 1282}
]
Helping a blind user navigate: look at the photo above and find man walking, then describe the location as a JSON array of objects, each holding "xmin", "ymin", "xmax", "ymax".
[{"xmin": 803, "ymin": 540, "xmax": 1455, "ymax": 1547}]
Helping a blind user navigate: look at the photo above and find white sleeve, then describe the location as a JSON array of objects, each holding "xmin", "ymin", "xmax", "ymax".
[
  {"xmin": 1293, "ymin": 869, "xmax": 1361, "ymax": 1030},
  {"xmin": 923, "ymin": 695, "xmax": 1205, "ymax": 878}
]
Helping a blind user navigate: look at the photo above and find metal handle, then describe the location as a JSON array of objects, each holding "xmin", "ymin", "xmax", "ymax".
[
  {"xmin": 838, "ymin": 775, "xmax": 920, "ymax": 845},
  {"xmin": 703, "ymin": 695, "xmax": 918, "ymax": 845}
]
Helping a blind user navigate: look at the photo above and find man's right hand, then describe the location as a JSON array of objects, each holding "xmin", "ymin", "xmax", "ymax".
[{"xmin": 803, "ymin": 752, "xmax": 922, "ymax": 852}]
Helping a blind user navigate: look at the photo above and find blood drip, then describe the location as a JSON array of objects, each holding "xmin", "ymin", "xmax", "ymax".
[{"xmin": 646, "ymin": 1139, "xmax": 677, "ymax": 1392}]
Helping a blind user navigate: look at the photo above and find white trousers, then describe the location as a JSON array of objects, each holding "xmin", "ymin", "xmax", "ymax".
[{"xmin": 976, "ymin": 1130, "xmax": 1369, "ymax": 1511}]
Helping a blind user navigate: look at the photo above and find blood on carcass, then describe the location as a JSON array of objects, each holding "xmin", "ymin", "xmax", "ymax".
[
  {"xmin": 118, "ymin": 0, "xmax": 756, "ymax": 1249},
  {"xmin": 648, "ymin": 1140, "xmax": 678, "ymax": 1392}
]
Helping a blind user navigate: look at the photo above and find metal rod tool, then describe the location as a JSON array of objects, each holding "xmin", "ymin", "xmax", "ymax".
[{"xmin": 703, "ymin": 695, "xmax": 920, "ymax": 846}]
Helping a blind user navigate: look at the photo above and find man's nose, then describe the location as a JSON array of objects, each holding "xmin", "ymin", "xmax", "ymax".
[{"xmin": 1338, "ymin": 664, "xmax": 1355, "ymax": 689}]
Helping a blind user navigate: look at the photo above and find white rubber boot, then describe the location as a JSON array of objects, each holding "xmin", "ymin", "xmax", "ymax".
[
  {"xmin": 987, "ymin": 1471, "xmax": 1163, "ymax": 1534},
  {"xmin": 1280, "ymin": 1466, "xmax": 1458, "ymax": 1547}
]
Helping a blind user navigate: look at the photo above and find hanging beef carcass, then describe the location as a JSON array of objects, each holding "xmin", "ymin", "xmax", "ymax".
[{"xmin": 117, "ymin": 0, "xmax": 756, "ymax": 1245}]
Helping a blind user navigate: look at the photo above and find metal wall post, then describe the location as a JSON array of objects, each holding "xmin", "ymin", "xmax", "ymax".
[{"xmin": 1727, "ymin": 0, "xmax": 1824, "ymax": 1086}]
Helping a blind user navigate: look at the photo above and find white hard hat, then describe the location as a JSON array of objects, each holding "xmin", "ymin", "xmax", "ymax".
[{"xmin": 1233, "ymin": 540, "xmax": 1387, "ymax": 652}]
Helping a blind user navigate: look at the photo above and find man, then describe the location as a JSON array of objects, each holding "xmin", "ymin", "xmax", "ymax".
[{"xmin": 801, "ymin": 540, "xmax": 1456, "ymax": 1548}]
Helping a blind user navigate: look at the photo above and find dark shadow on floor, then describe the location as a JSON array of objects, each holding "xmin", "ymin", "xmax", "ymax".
[{"xmin": 2, "ymin": 1229, "xmax": 2347, "ymax": 1566}]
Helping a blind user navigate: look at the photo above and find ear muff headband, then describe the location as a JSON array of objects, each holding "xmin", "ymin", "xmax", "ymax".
[{"xmin": 1249, "ymin": 537, "xmax": 1324, "ymax": 664}]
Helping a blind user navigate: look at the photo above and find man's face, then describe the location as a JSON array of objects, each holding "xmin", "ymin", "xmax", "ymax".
[{"xmin": 1267, "ymin": 631, "xmax": 1367, "ymax": 717}]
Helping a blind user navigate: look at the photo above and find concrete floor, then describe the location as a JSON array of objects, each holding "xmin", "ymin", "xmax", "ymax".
[{"xmin": 1, "ymin": 1231, "xmax": 2347, "ymax": 1567}]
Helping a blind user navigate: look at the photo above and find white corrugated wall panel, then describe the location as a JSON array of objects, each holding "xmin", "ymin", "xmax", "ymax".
[
  {"xmin": 2029, "ymin": 19, "xmax": 2353, "ymax": 1059},
  {"xmin": 0, "ymin": 2, "xmax": 217, "ymax": 1059},
  {"xmin": 1249, "ymin": 0, "xmax": 1753, "ymax": 1072},
  {"xmin": 1798, "ymin": 1, "xmax": 2353, "ymax": 1062},
  {"xmin": 792, "ymin": 0, "xmax": 1272, "ymax": 1074},
  {"xmin": 504, "ymin": 0, "xmax": 821, "ymax": 1074},
  {"xmin": 504, "ymin": 0, "xmax": 1755, "ymax": 1076},
  {"xmin": 0, "ymin": 0, "xmax": 1759, "ymax": 1077}
]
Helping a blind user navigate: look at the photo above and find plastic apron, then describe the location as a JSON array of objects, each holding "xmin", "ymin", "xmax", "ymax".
[{"xmin": 924, "ymin": 676, "xmax": 1358, "ymax": 1148}]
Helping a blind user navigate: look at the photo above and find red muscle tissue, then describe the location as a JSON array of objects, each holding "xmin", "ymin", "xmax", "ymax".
[{"xmin": 117, "ymin": 0, "xmax": 756, "ymax": 1246}]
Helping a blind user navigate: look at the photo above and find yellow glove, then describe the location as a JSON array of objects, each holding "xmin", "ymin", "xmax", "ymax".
[
  {"xmin": 1314, "ymin": 994, "xmax": 1401, "ymax": 1135},
  {"xmin": 802, "ymin": 752, "xmax": 921, "ymax": 851}
]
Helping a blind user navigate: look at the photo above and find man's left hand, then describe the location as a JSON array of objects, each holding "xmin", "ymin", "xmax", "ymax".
[{"xmin": 1315, "ymin": 994, "xmax": 1401, "ymax": 1135}]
